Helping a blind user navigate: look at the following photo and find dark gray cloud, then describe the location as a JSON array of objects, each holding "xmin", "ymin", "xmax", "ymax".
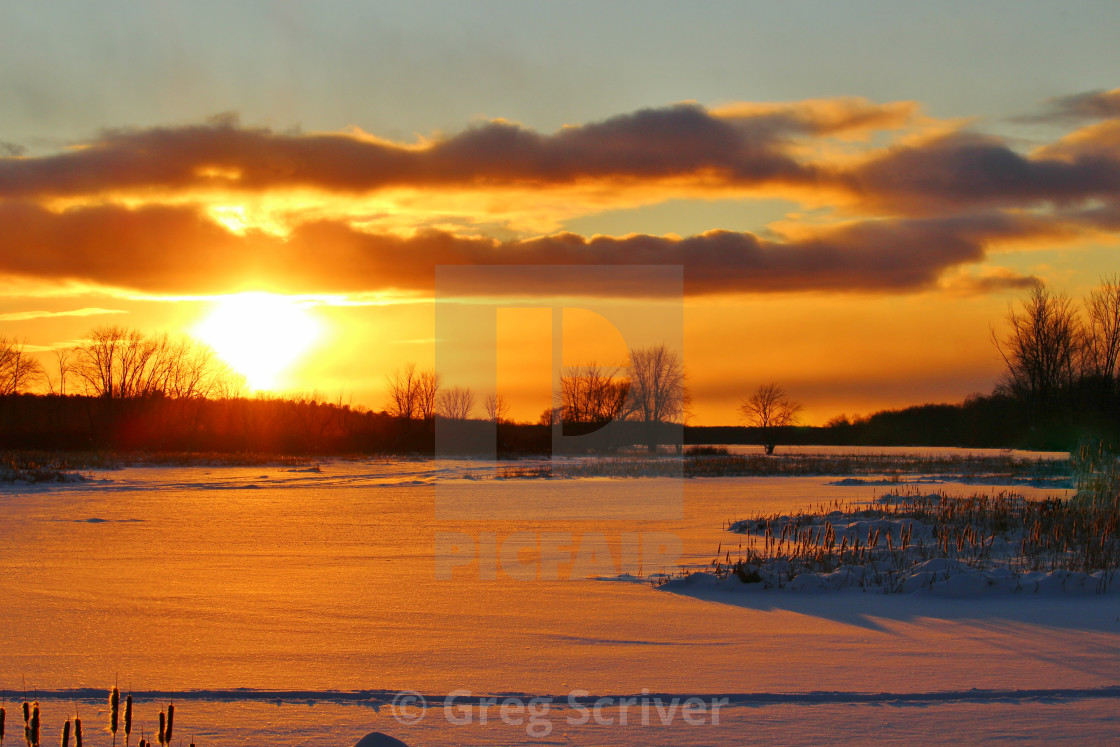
[
  {"xmin": 849, "ymin": 131, "xmax": 1120, "ymax": 213},
  {"xmin": 0, "ymin": 104, "xmax": 820, "ymax": 199},
  {"xmin": 1020, "ymin": 88, "xmax": 1120, "ymax": 122}
]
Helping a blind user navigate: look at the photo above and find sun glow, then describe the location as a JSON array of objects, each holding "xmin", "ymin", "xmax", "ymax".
[{"xmin": 194, "ymin": 292, "xmax": 321, "ymax": 391}]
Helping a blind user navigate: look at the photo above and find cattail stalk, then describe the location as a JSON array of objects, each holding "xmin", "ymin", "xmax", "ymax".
[
  {"xmin": 164, "ymin": 705, "xmax": 173, "ymax": 745},
  {"xmin": 61, "ymin": 722, "xmax": 69, "ymax": 747},
  {"xmin": 72, "ymin": 720, "xmax": 81, "ymax": 747},
  {"xmin": 29, "ymin": 704, "xmax": 38, "ymax": 747},
  {"xmin": 124, "ymin": 696, "xmax": 132, "ymax": 745},
  {"xmin": 1, "ymin": 705, "xmax": 6, "ymax": 745},
  {"xmin": 157, "ymin": 712, "xmax": 165, "ymax": 746},
  {"xmin": 110, "ymin": 687, "xmax": 119, "ymax": 741}
]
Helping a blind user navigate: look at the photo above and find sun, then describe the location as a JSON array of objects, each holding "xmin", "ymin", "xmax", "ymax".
[{"xmin": 194, "ymin": 292, "xmax": 322, "ymax": 391}]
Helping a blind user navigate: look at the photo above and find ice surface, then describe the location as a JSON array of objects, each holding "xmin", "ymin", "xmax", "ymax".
[{"xmin": 1, "ymin": 455, "xmax": 1116, "ymax": 745}]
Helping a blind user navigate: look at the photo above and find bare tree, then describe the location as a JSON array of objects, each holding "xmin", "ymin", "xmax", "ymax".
[
  {"xmin": 210, "ymin": 365, "xmax": 248, "ymax": 400},
  {"xmin": 484, "ymin": 392, "xmax": 510, "ymax": 423},
  {"xmin": 161, "ymin": 335, "xmax": 239, "ymax": 399},
  {"xmin": 559, "ymin": 363, "xmax": 631, "ymax": 426},
  {"xmin": 115, "ymin": 327, "xmax": 161, "ymax": 398},
  {"xmin": 49, "ymin": 347, "xmax": 74, "ymax": 395},
  {"xmin": 739, "ymin": 383, "xmax": 802, "ymax": 455},
  {"xmin": 627, "ymin": 344, "xmax": 687, "ymax": 452},
  {"xmin": 416, "ymin": 369, "xmax": 442, "ymax": 421},
  {"xmin": 385, "ymin": 363, "xmax": 420, "ymax": 419},
  {"xmin": 73, "ymin": 325, "xmax": 120, "ymax": 397},
  {"xmin": 1084, "ymin": 275, "xmax": 1120, "ymax": 386},
  {"xmin": 0, "ymin": 337, "xmax": 45, "ymax": 395},
  {"xmin": 70, "ymin": 325, "xmax": 245, "ymax": 401},
  {"xmin": 437, "ymin": 386, "xmax": 475, "ymax": 420},
  {"xmin": 71, "ymin": 325, "xmax": 161, "ymax": 398},
  {"xmin": 992, "ymin": 284, "xmax": 1083, "ymax": 415}
]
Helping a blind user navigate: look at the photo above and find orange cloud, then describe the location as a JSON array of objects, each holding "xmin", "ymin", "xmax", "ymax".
[
  {"xmin": 0, "ymin": 201, "xmax": 1053, "ymax": 297},
  {"xmin": 2, "ymin": 93, "xmax": 1118, "ymax": 306},
  {"xmin": 712, "ymin": 97, "xmax": 919, "ymax": 138}
]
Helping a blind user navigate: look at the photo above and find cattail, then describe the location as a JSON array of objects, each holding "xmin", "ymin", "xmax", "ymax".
[
  {"xmin": 110, "ymin": 687, "xmax": 120, "ymax": 737},
  {"xmin": 124, "ymin": 696, "xmax": 132, "ymax": 741},
  {"xmin": 157, "ymin": 711, "xmax": 165, "ymax": 746},
  {"xmin": 29, "ymin": 704, "xmax": 38, "ymax": 747},
  {"xmin": 1, "ymin": 705, "xmax": 5, "ymax": 744},
  {"xmin": 61, "ymin": 721, "xmax": 70, "ymax": 747},
  {"xmin": 73, "ymin": 719, "xmax": 81, "ymax": 747},
  {"xmin": 164, "ymin": 705, "xmax": 173, "ymax": 745}
]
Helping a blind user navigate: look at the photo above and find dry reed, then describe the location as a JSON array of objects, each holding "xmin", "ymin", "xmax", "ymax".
[{"xmin": 692, "ymin": 485, "xmax": 1120, "ymax": 592}]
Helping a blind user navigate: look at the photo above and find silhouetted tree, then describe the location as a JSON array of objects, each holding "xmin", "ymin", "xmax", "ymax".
[
  {"xmin": 993, "ymin": 284, "xmax": 1082, "ymax": 419},
  {"xmin": 627, "ymin": 344, "xmax": 687, "ymax": 451},
  {"xmin": 48, "ymin": 347, "xmax": 74, "ymax": 395},
  {"xmin": 385, "ymin": 363, "xmax": 420, "ymax": 419},
  {"xmin": 0, "ymin": 337, "xmax": 45, "ymax": 394},
  {"xmin": 739, "ymin": 382, "xmax": 802, "ymax": 455},
  {"xmin": 70, "ymin": 326, "xmax": 236, "ymax": 400},
  {"xmin": 437, "ymin": 385, "xmax": 474, "ymax": 420},
  {"xmin": 416, "ymin": 370, "xmax": 442, "ymax": 421},
  {"xmin": 1084, "ymin": 275, "xmax": 1120, "ymax": 387},
  {"xmin": 559, "ymin": 364, "xmax": 631, "ymax": 427},
  {"xmin": 484, "ymin": 392, "xmax": 510, "ymax": 423}
]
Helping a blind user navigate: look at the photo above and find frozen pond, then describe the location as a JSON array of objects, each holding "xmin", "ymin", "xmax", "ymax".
[{"xmin": 2, "ymin": 454, "xmax": 1117, "ymax": 745}]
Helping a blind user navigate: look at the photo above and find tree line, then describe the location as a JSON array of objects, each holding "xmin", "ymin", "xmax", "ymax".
[
  {"xmin": 804, "ymin": 276, "xmax": 1120, "ymax": 450},
  {"xmin": 3, "ymin": 277, "xmax": 1119, "ymax": 455},
  {"xmin": 0, "ymin": 326, "xmax": 691, "ymax": 454},
  {"xmin": 383, "ymin": 344, "xmax": 688, "ymax": 452}
]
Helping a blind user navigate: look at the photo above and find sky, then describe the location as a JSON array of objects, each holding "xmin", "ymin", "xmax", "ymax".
[{"xmin": 1, "ymin": 1, "xmax": 1119, "ymax": 424}]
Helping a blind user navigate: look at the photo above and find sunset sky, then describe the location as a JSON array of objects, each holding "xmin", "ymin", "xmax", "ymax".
[{"xmin": 2, "ymin": 1, "xmax": 1119, "ymax": 424}]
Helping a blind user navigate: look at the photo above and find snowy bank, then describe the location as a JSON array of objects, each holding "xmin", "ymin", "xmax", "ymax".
[{"xmin": 664, "ymin": 490, "xmax": 1119, "ymax": 595}]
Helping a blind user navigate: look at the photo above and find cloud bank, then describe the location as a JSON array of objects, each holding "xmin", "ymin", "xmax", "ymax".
[
  {"xmin": 0, "ymin": 94, "xmax": 1116, "ymax": 298},
  {"xmin": 0, "ymin": 201, "xmax": 1043, "ymax": 296}
]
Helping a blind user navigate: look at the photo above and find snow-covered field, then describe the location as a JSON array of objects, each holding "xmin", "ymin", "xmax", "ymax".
[{"xmin": 2, "ymin": 451, "xmax": 1117, "ymax": 745}]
